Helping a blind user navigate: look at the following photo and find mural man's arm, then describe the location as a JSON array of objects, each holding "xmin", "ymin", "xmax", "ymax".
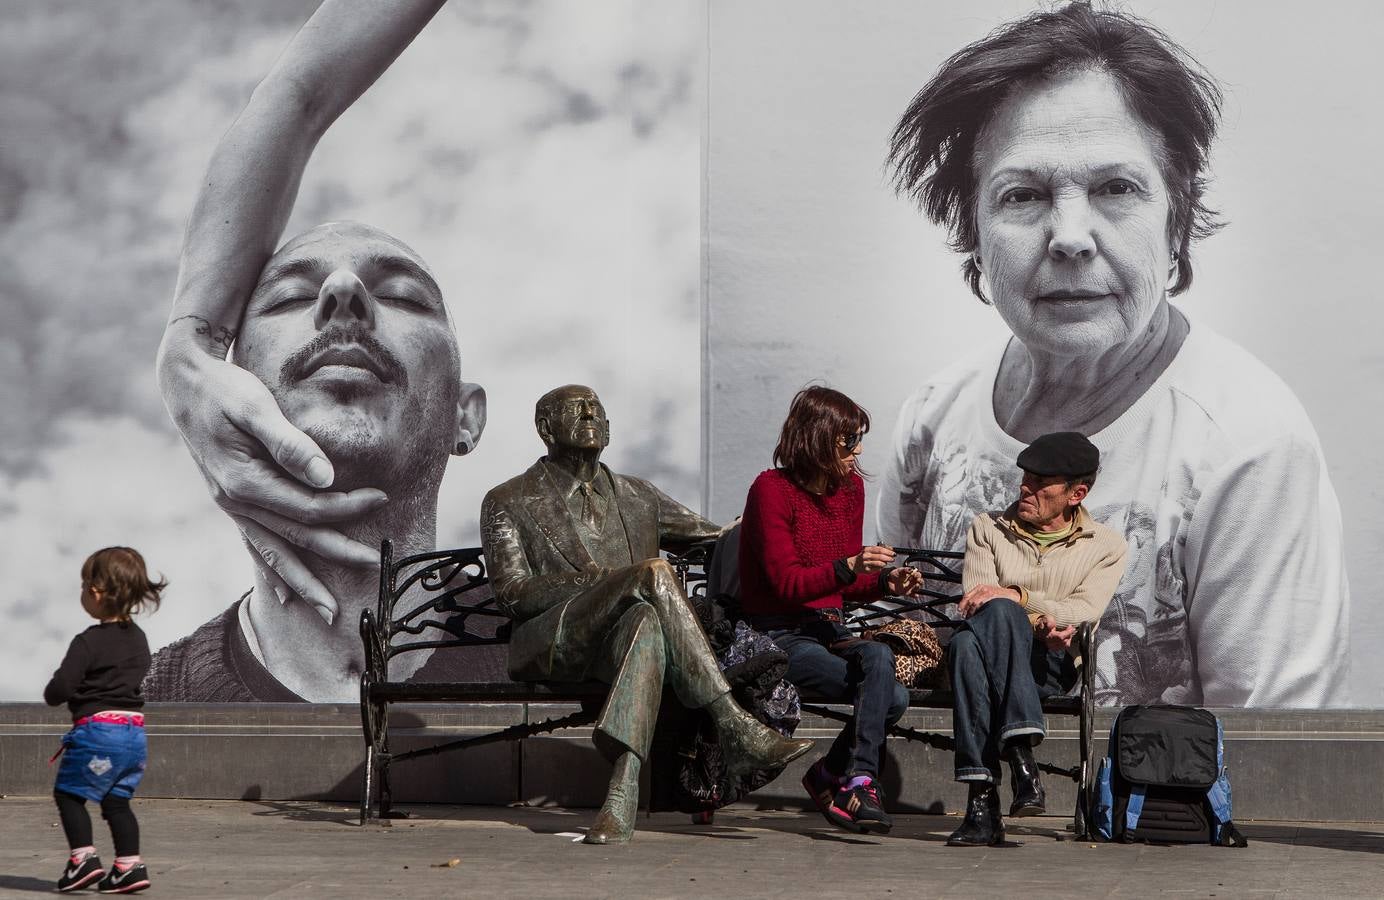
[{"xmin": 155, "ymin": 0, "xmax": 447, "ymax": 616}]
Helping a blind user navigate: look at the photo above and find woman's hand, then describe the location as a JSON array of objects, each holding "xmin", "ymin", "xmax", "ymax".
[
  {"xmin": 848, "ymin": 544, "xmax": 896, "ymax": 574},
  {"xmin": 159, "ymin": 343, "xmax": 387, "ymax": 623},
  {"xmin": 885, "ymin": 565, "xmax": 924, "ymax": 596}
]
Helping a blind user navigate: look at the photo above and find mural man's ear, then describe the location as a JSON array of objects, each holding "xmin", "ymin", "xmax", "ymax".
[{"xmin": 453, "ymin": 382, "xmax": 487, "ymax": 456}]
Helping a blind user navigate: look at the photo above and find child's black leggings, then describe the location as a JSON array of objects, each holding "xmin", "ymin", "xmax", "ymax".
[{"xmin": 54, "ymin": 790, "xmax": 139, "ymax": 857}]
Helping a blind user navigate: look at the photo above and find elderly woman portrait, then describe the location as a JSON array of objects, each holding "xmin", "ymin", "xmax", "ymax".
[{"xmin": 872, "ymin": 3, "xmax": 1349, "ymax": 707}]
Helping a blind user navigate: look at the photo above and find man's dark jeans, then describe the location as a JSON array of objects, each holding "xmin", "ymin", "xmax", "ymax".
[
  {"xmin": 767, "ymin": 620, "xmax": 909, "ymax": 778},
  {"xmin": 947, "ymin": 598, "xmax": 1076, "ymax": 783}
]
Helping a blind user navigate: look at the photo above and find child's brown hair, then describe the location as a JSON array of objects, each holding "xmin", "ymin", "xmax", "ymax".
[{"xmin": 81, "ymin": 547, "xmax": 166, "ymax": 620}]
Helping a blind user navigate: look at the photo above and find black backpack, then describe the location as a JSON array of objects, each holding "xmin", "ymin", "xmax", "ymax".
[{"xmin": 1095, "ymin": 705, "xmax": 1247, "ymax": 846}]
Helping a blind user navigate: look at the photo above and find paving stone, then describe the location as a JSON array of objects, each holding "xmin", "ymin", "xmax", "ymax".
[{"xmin": 2, "ymin": 797, "xmax": 1382, "ymax": 898}]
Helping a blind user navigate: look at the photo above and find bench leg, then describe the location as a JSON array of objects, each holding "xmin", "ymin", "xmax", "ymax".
[
  {"xmin": 1073, "ymin": 657, "xmax": 1097, "ymax": 839},
  {"xmin": 359, "ymin": 685, "xmax": 386, "ymax": 826},
  {"xmin": 360, "ymin": 743, "xmax": 376, "ymax": 826},
  {"xmin": 379, "ymin": 729, "xmax": 397, "ymax": 819}
]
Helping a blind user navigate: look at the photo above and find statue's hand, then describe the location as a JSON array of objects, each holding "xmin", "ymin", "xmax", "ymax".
[{"xmin": 160, "ymin": 346, "xmax": 387, "ymax": 622}]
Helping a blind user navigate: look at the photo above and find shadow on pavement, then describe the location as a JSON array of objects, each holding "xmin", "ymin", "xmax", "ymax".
[
  {"xmin": 1245, "ymin": 824, "xmax": 1384, "ymax": 855},
  {"xmin": 803, "ymin": 830, "xmax": 881, "ymax": 846},
  {"xmin": 0, "ymin": 875, "xmax": 55, "ymax": 893},
  {"xmin": 247, "ymin": 799, "xmax": 359, "ymax": 826}
]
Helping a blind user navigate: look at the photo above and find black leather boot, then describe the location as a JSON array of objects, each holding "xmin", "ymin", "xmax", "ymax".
[
  {"xmin": 1005, "ymin": 742, "xmax": 1046, "ymax": 817},
  {"xmin": 946, "ymin": 782, "xmax": 1004, "ymax": 847}
]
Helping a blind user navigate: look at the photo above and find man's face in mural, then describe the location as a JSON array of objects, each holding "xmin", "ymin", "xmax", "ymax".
[{"xmin": 233, "ymin": 222, "xmax": 479, "ymax": 491}]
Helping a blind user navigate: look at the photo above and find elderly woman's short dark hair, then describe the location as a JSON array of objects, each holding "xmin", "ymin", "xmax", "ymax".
[{"xmin": 888, "ymin": 1, "xmax": 1223, "ymax": 301}]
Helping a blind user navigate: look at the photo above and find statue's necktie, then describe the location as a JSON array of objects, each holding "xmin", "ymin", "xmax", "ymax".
[{"xmin": 580, "ymin": 483, "xmax": 602, "ymax": 533}]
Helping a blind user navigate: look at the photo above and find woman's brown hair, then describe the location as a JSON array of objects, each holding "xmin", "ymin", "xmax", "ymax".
[
  {"xmin": 773, "ymin": 386, "xmax": 870, "ymax": 494},
  {"xmin": 81, "ymin": 547, "xmax": 166, "ymax": 620}
]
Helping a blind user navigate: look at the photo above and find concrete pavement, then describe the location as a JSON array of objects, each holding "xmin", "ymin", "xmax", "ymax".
[{"xmin": 2, "ymin": 798, "xmax": 1382, "ymax": 898}]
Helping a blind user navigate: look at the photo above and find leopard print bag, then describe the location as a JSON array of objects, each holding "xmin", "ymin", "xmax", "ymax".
[{"xmin": 862, "ymin": 618, "xmax": 945, "ymax": 689}]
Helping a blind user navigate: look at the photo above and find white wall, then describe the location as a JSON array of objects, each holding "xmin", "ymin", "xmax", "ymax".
[{"xmin": 705, "ymin": 0, "xmax": 1384, "ymax": 704}]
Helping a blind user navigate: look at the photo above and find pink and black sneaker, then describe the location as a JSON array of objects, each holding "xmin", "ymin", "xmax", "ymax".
[
  {"xmin": 826, "ymin": 776, "xmax": 893, "ymax": 835},
  {"xmin": 97, "ymin": 862, "xmax": 150, "ymax": 894},
  {"xmin": 57, "ymin": 854, "xmax": 104, "ymax": 892}
]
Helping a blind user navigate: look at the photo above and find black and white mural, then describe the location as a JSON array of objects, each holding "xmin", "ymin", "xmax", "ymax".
[
  {"xmin": 5, "ymin": 0, "xmax": 1379, "ymax": 710},
  {"xmin": 1, "ymin": 0, "xmax": 702, "ymax": 702},
  {"xmin": 705, "ymin": 0, "xmax": 1381, "ymax": 708}
]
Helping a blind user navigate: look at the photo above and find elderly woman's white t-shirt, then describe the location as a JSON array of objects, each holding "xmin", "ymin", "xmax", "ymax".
[{"xmin": 876, "ymin": 317, "xmax": 1350, "ymax": 708}]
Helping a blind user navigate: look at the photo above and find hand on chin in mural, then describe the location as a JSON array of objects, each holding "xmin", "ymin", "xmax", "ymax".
[{"xmin": 162, "ymin": 346, "xmax": 388, "ymax": 620}]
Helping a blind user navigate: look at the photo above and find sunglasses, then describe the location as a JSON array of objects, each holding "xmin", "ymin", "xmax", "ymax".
[{"xmin": 840, "ymin": 431, "xmax": 865, "ymax": 453}]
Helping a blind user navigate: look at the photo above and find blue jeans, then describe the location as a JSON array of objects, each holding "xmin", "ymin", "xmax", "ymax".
[
  {"xmin": 54, "ymin": 721, "xmax": 147, "ymax": 803},
  {"xmin": 769, "ymin": 622, "xmax": 909, "ymax": 778},
  {"xmin": 947, "ymin": 598, "xmax": 1075, "ymax": 783}
]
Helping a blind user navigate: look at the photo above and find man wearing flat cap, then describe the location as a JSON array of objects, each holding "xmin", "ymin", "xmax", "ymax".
[{"xmin": 944, "ymin": 432, "xmax": 1129, "ymax": 847}]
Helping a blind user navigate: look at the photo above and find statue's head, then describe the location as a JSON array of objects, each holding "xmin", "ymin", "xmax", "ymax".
[{"xmin": 535, "ymin": 384, "xmax": 609, "ymax": 456}]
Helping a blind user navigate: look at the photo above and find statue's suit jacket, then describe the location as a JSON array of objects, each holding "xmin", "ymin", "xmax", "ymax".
[{"xmin": 480, "ymin": 458, "xmax": 721, "ymax": 683}]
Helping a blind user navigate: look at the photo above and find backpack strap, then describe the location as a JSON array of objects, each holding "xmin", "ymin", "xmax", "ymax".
[
  {"xmin": 1206, "ymin": 718, "xmax": 1247, "ymax": 845},
  {"xmin": 1124, "ymin": 784, "xmax": 1146, "ymax": 836}
]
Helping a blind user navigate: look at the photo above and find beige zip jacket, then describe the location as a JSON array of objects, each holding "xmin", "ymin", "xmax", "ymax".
[{"xmin": 962, "ymin": 504, "xmax": 1129, "ymax": 639}]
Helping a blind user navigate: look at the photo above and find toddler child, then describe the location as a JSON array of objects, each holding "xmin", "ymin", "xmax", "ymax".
[{"xmin": 44, "ymin": 547, "xmax": 164, "ymax": 893}]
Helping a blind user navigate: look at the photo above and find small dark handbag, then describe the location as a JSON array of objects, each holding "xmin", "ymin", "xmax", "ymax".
[{"xmin": 862, "ymin": 618, "xmax": 945, "ymax": 688}]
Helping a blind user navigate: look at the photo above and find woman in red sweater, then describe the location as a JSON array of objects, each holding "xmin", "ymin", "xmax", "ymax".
[{"xmin": 739, "ymin": 386, "xmax": 922, "ymax": 835}]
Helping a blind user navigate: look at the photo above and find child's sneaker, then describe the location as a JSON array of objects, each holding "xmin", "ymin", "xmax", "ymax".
[
  {"xmin": 97, "ymin": 863, "xmax": 150, "ymax": 894},
  {"xmin": 57, "ymin": 855, "xmax": 105, "ymax": 892},
  {"xmin": 827, "ymin": 776, "xmax": 893, "ymax": 835}
]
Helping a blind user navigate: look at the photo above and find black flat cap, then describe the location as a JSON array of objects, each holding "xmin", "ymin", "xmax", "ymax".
[{"xmin": 1016, "ymin": 431, "xmax": 1099, "ymax": 477}]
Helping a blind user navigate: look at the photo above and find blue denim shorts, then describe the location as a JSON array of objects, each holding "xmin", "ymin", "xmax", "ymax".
[{"xmin": 54, "ymin": 720, "xmax": 147, "ymax": 802}]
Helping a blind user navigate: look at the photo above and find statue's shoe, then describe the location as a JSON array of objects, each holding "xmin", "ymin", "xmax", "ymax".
[
  {"xmin": 583, "ymin": 803, "xmax": 635, "ymax": 845},
  {"xmin": 717, "ymin": 705, "xmax": 813, "ymax": 778},
  {"xmin": 583, "ymin": 754, "xmax": 639, "ymax": 845}
]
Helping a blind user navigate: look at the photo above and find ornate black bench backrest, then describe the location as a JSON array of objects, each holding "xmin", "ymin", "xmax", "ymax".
[
  {"xmin": 361, "ymin": 540, "xmax": 719, "ymax": 684},
  {"xmin": 360, "ymin": 541, "xmax": 500, "ymax": 682},
  {"xmin": 847, "ymin": 547, "xmax": 965, "ymax": 627}
]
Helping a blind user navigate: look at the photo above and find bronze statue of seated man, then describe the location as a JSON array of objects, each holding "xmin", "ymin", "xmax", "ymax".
[{"xmin": 480, "ymin": 385, "xmax": 812, "ymax": 843}]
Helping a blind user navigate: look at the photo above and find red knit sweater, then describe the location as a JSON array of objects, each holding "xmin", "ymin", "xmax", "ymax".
[{"xmin": 738, "ymin": 468, "xmax": 883, "ymax": 615}]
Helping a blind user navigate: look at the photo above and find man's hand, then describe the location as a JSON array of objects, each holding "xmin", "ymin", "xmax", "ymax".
[
  {"xmin": 160, "ymin": 344, "xmax": 388, "ymax": 622},
  {"xmin": 957, "ymin": 584, "xmax": 1020, "ymax": 618},
  {"xmin": 848, "ymin": 544, "xmax": 896, "ymax": 574},
  {"xmin": 885, "ymin": 565, "xmax": 924, "ymax": 596},
  {"xmin": 1034, "ymin": 615, "xmax": 1077, "ymax": 653}
]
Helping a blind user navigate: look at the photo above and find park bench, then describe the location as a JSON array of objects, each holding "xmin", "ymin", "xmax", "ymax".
[{"xmin": 357, "ymin": 541, "xmax": 1098, "ymax": 836}]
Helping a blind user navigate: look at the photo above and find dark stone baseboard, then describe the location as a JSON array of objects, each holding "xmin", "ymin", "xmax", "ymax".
[{"xmin": 3, "ymin": 703, "xmax": 1381, "ymax": 822}]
